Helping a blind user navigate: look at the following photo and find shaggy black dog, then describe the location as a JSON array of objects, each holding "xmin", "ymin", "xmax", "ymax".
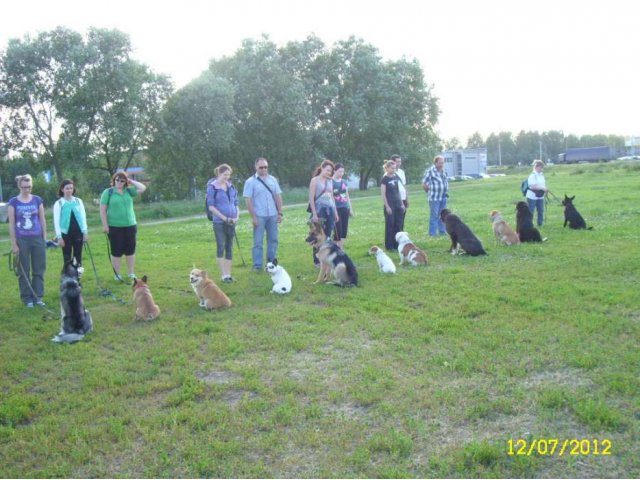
[
  {"xmin": 440, "ymin": 209, "xmax": 486, "ymax": 256},
  {"xmin": 52, "ymin": 260, "xmax": 93, "ymax": 344},
  {"xmin": 562, "ymin": 195, "xmax": 592, "ymax": 230},
  {"xmin": 515, "ymin": 201, "xmax": 543, "ymax": 243}
]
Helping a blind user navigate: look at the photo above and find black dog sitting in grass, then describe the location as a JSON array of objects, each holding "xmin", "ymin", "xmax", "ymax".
[
  {"xmin": 562, "ymin": 195, "xmax": 592, "ymax": 230},
  {"xmin": 440, "ymin": 208, "xmax": 487, "ymax": 256},
  {"xmin": 52, "ymin": 259, "xmax": 93, "ymax": 344}
]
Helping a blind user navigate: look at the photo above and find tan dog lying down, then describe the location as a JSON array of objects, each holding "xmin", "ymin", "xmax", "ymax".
[{"xmin": 189, "ymin": 267, "xmax": 232, "ymax": 309}]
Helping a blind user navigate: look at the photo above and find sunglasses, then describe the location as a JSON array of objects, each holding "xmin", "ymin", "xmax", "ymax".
[
  {"xmin": 258, "ymin": 166, "xmax": 268, "ymax": 170},
  {"xmin": 115, "ymin": 178, "xmax": 127, "ymax": 183}
]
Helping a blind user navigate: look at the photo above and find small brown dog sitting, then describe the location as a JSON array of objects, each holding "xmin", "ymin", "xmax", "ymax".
[
  {"xmin": 132, "ymin": 275, "xmax": 161, "ymax": 321},
  {"xmin": 189, "ymin": 267, "xmax": 232, "ymax": 309},
  {"xmin": 489, "ymin": 210, "xmax": 520, "ymax": 245}
]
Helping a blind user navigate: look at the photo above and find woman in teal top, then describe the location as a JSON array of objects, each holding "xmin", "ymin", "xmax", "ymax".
[
  {"xmin": 53, "ymin": 179, "xmax": 89, "ymax": 269},
  {"xmin": 99, "ymin": 172, "xmax": 146, "ymax": 282}
]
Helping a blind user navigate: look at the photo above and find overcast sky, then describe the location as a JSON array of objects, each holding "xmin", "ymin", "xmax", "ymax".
[{"xmin": 2, "ymin": 0, "xmax": 638, "ymax": 142}]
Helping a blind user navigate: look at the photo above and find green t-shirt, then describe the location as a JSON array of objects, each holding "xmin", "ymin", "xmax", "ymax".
[{"xmin": 100, "ymin": 187, "xmax": 138, "ymax": 227}]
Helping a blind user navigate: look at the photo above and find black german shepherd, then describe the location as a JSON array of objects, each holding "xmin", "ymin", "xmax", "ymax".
[
  {"xmin": 515, "ymin": 201, "xmax": 543, "ymax": 243},
  {"xmin": 52, "ymin": 259, "xmax": 93, "ymax": 344},
  {"xmin": 440, "ymin": 209, "xmax": 486, "ymax": 256},
  {"xmin": 306, "ymin": 221, "xmax": 358, "ymax": 286},
  {"xmin": 562, "ymin": 195, "xmax": 592, "ymax": 230}
]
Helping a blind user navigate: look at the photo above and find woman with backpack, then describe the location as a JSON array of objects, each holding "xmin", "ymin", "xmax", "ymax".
[
  {"xmin": 206, "ymin": 164, "xmax": 239, "ymax": 283},
  {"xmin": 525, "ymin": 159, "xmax": 548, "ymax": 227},
  {"xmin": 99, "ymin": 172, "xmax": 146, "ymax": 282}
]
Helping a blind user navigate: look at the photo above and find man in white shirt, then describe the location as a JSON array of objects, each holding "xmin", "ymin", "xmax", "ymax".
[{"xmin": 391, "ymin": 154, "xmax": 408, "ymax": 219}]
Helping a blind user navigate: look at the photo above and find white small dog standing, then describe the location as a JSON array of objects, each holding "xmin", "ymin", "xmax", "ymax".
[
  {"xmin": 368, "ymin": 246, "xmax": 396, "ymax": 274},
  {"xmin": 265, "ymin": 259, "xmax": 292, "ymax": 294}
]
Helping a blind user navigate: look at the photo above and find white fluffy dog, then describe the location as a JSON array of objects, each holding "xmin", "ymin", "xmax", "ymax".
[
  {"xmin": 265, "ymin": 259, "xmax": 292, "ymax": 294},
  {"xmin": 368, "ymin": 245, "xmax": 396, "ymax": 274},
  {"xmin": 395, "ymin": 232, "xmax": 428, "ymax": 266}
]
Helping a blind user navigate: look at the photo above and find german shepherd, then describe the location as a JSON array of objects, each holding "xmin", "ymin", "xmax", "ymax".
[
  {"xmin": 515, "ymin": 201, "xmax": 544, "ymax": 243},
  {"xmin": 562, "ymin": 195, "xmax": 592, "ymax": 230},
  {"xmin": 440, "ymin": 209, "xmax": 487, "ymax": 256},
  {"xmin": 306, "ymin": 221, "xmax": 358, "ymax": 286},
  {"xmin": 52, "ymin": 259, "xmax": 93, "ymax": 343}
]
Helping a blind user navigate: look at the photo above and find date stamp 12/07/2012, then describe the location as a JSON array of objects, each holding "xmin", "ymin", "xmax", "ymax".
[{"xmin": 507, "ymin": 439, "xmax": 612, "ymax": 457}]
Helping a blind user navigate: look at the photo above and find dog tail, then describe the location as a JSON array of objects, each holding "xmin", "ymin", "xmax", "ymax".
[{"xmin": 345, "ymin": 256, "xmax": 359, "ymax": 286}]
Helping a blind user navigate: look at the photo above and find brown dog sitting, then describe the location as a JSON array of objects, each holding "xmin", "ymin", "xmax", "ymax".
[
  {"xmin": 189, "ymin": 267, "xmax": 232, "ymax": 309},
  {"xmin": 489, "ymin": 210, "xmax": 520, "ymax": 245},
  {"xmin": 132, "ymin": 275, "xmax": 161, "ymax": 321}
]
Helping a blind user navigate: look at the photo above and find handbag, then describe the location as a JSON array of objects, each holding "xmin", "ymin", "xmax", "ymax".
[{"xmin": 307, "ymin": 183, "xmax": 326, "ymax": 214}]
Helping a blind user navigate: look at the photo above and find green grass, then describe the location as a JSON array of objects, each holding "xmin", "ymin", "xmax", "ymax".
[{"xmin": 1, "ymin": 161, "xmax": 639, "ymax": 477}]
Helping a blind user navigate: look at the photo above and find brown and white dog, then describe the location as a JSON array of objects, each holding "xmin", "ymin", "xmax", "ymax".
[
  {"xmin": 395, "ymin": 232, "xmax": 428, "ymax": 266},
  {"xmin": 368, "ymin": 245, "xmax": 396, "ymax": 273},
  {"xmin": 132, "ymin": 275, "xmax": 161, "ymax": 321},
  {"xmin": 189, "ymin": 267, "xmax": 232, "ymax": 309},
  {"xmin": 489, "ymin": 210, "xmax": 520, "ymax": 246}
]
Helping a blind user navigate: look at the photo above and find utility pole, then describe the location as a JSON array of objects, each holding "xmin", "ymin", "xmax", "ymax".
[
  {"xmin": 498, "ymin": 140, "xmax": 502, "ymax": 166},
  {"xmin": 539, "ymin": 140, "xmax": 543, "ymax": 161}
]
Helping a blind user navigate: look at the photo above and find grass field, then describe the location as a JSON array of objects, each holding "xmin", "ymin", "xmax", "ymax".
[{"xmin": 1, "ymin": 161, "xmax": 639, "ymax": 478}]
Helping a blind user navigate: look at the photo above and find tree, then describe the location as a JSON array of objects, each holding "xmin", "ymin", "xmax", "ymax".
[
  {"xmin": 443, "ymin": 137, "xmax": 462, "ymax": 150},
  {"xmin": 541, "ymin": 130, "xmax": 565, "ymax": 162},
  {"xmin": 466, "ymin": 132, "xmax": 484, "ymax": 148},
  {"xmin": 209, "ymin": 36, "xmax": 315, "ymax": 186},
  {"xmin": 0, "ymin": 27, "xmax": 88, "ymax": 182},
  {"xmin": 317, "ymin": 37, "xmax": 439, "ymax": 188},
  {"xmin": 148, "ymin": 71, "xmax": 236, "ymax": 199},
  {"xmin": 0, "ymin": 27, "xmax": 172, "ymax": 185},
  {"xmin": 84, "ymin": 59, "xmax": 172, "ymax": 176},
  {"xmin": 486, "ymin": 132, "xmax": 516, "ymax": 165}
]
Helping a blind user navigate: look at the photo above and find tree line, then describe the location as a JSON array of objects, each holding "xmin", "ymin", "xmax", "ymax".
[
  {"xmin": 448, "ymin": 131, "xmax": 626, "ymax": 166},
  {"xmin": 1, "ymin": 28, "xmax": 440, "ymax": 202}
]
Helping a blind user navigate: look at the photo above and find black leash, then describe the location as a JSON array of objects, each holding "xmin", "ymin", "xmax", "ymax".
[
  {"xmin": 85, "ymin": 240, "xmax": 127, "ymax": 305},
  {"xmin": 6, "ymin": 250, "xmax": 18, "ymax": 276},
  {"xmin": 233, "ymin": 227, "xmax": 247, "ymax": 267},
  {"xmin": 546, "ymin": 190, "xmax": 562, "ymax": 206},
  {"xmin": 103, "ymin": 231, "xmax": 124, "ymax": 283}
]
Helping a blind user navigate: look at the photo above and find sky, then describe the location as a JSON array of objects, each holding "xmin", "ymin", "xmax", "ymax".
[{"xmin": 1, "ymin": 0, "xmax": 638, "ymax": 142}]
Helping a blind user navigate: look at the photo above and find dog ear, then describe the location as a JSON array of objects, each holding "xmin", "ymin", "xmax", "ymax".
[
  {"xmin": 273, "ymin": 258, "xmax": 278, "ymax": 266},
  {"xmin": 570, "ymin": 196, "xmax": 575, "ymax": 201},
  {"xmin": 142, "ymin": 275, "xmax": 148, "ymax": 283}
]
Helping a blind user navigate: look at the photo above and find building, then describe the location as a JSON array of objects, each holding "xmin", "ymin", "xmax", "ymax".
[
  {"xmin": 441, "ymin": 148, "xmax": 488, "ymax": 178},
  {"xmin": 625, "ymin": 136, "xmax": 640, "ymax": 156}
]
